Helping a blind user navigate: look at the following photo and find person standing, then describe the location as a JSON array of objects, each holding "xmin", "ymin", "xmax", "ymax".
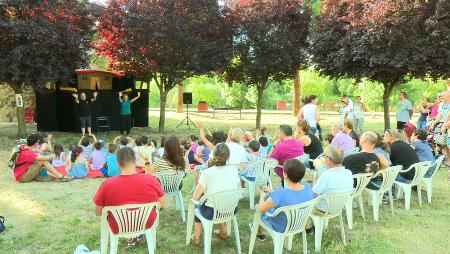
[
  {"xmin": 341, "ymin": 95, "xmax": 354, "ymax": 123},
  {"xmin": 118, "ymin": 91, "xmax": 140, "ymax": 135},
  {"xmin": 396, "ymin": 91, "xmax": 413, "ymax": 131},
  {"xmin": 298, "ymin": 95, "xmax": 320, "ymax": 136},
  {"xmin": 353, "ymin": 96, "xmax": 367, "ymax": 134},
  {"xmin": 72, "ymin": 91, "xmax": 98, "ymax": 136}
]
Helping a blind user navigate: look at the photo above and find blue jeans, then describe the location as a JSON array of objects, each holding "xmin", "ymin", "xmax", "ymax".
[
  {"xmin": 310, "ymin": 127, "xmax": 318, "ymax": 135},
  {"xmin": 395, "ymin": 174, "xmax": 412, "ymax": 184},
  {"xmin": 417, "ymin": 121, "xmax": 427, "ymax": 130}
]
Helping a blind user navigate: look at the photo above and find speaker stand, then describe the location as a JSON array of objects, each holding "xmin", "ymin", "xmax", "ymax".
[{"xmin": 176, "ymin": 104, "xmax": 197, "ymax": 129}]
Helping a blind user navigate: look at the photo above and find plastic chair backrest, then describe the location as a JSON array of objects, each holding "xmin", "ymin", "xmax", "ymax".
[
  {"xmin": 409, "ymin": 161, "xmax": 432, "ymax": 184},
  {"xmin": 352, "ymin": 173, "xmax": 372, "ymax": 198},
  {"xmin": 376, "ymin": 165, "xmax": 402, "ymax": 192},
  {"xmin": 296, "ymin": 154, "xmax": 310, "ymax": 168},
  {"xmin": 199, "ymin": 189, "xmax": 244, "ymax": 223},
  {"xmin": 153, "ymin": 170, "xmax": 185, "ymax": 196},
  {"xmin": 102, "ymin": 202, "xmax": 160, "ymax": 235},
  {"xmin": 428, "ymin": 155, "xmax": 445, "ymax": 178},
  {"xmin": 268, "ymin": 198, "xmax": 317, "ymax": 234},
  {"xmin": 317, "ymin": 190, "xmax": 353, "ymax": 218},
  {"xmin": 344, "ymin": 147, "xmax": 360, "ymax": 158},
  {"xmin": 254, "ymin": 159, "xmax": 278, "ymax": 184}
]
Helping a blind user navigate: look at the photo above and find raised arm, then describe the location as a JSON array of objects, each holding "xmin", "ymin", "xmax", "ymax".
[
  {"xmin": 131, "ymin": 92, "xmax": 141, "ymax": 103},
  {"xmin": 113, "ymin": 136, "xmax": 121, "ymax": 144},
  {"xmin": 72, "ymin": 93, "xmax": 79, "ymax": 104},
  {"xmin": 118, "ymin": 92, "xmax": 123, "ymax": 103},
  {"xmin": 90, "ymin": 133, "xmax": 98, "ymax": 143},
  {"xmin": 91, "ymin": 91, "xmax": 98, "ymax": 102},
  {"xmin": 78, "ymin": 135, "xmax": 84, "ymax": 146},
  {"xmin": 198, "ymin": 122, "xmax": 214, "ymax": 150}
]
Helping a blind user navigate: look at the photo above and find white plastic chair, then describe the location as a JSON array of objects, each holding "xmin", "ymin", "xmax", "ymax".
[
  {"xmin": 186, "ymin": 189, "xmax": 245, "ymax": 254},
  {"xmin": 395, "ymin": 161, "xmax": 432, "ymax": 210},
  {"xmin": 343, "ymin": 147, "xmax": 360, "ymax": 158},
  {"xmin": 296, "ymin": 154, "xmax": 311, "ymax": 169},
  {"xmin": 421, "ymin": 155, "xmax": 445, "ymax": 204},
  {"xmin": 100, "ymin": 202, "xmax": 160, "ymax": 254},
  {"xmin": 153, "ymin": 170, "xmax": 186, "ymax": 222},
  {"xmin": 241, "ymin": 159, "xmax": 278, "ymax": 209},
  {"xmin": 364, "ymin": 165, "xmax": 401, "ymax": 221},
  {"xmin": 345, "ymin": 173, "xmax": 372, "ymax": 230},
  {"xmin": 310, "ymin": 190, "xmax": 353, "ymax": 252},
  {"xmin": 248, "ymin": 199, "xmax": 317, "ymax": 254}
]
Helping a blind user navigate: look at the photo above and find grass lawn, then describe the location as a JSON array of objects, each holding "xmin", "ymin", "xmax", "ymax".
[{"xmin": 0, "ymin": 112, "xmax": 449, "ymax": 254}]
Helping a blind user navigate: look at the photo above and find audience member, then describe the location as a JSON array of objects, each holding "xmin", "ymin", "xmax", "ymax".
[
  {"xmin": 194, "ymin": 135, "xmax": 212, "ymax": 165},
  {"xmin": 67, "ymin": 146, "xmax": 89, "ymax": 179},
  {"xmin": 242, "ymin": 140, "xmax": 262, "ymax": 181},
  {"xmin": 295, "ymin": 120, "xmax": 323, "ymax": 160},
  {"xmin": 51, "ymin": 143, "xmax": 66, "ymax": 168},
  {"xmin": 373, "ymin": 132, "xmax": 392, "ymax": 166},
  {"xmin": 254, "ymin": 159, "xmax": 313, "ymax": 241},
  {"xmin": 101, "ymin": 144, "xmax": 120, "ymax": 177},
  {"xmin": 384, "ymin": 129, "xmax": 420, "ymax": 182},
  {"xmin": 89, "ymin": 141, "xmax": 107, "ymax": 171},
  {"xmin": 343, "ymin": 120, "xmax": 360, "ymax": 147},
  {"xmin": 157, "ymin": 136, "xmax": 166, "ymax": 157},
  {"xmin": 94, "ymin": 147, "xmax": 165, "ymax": 246},
  {"xmin": 151, "ymin": 135, "xmax": 188, "ymax": 173},
  {"xmin": 330, "ymin": 124, "xmax": 355, "ymax": 152},
  {"xmin": 269, "ymin": 125, "xmax": 304, "ymax": 183},
  {"xmin": 192, "ymin": 144, "xmax": 241, "ymax": 245},
  {"xmin": 411, "ymin": 129, "xmax": 436, "ymax": 177},
  {"xmin": 312, "ymin": 146, "xmax": 353, "ymax": 212},
  {"xmin": 222, "ymin": 127, "xmax": 247, "ymax": 169},
  {"xmin": 78, "ymin": 134, "xmax": 97, "ymax": 160},
  {"xmin": 258, "ymin": 136, "xmax": 270, "ymax": 159}
]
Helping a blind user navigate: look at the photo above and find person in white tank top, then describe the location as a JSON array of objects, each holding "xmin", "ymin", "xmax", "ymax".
[{"xmin": 298, "ymin": 95, "xmax": 320, "ymax": 135}]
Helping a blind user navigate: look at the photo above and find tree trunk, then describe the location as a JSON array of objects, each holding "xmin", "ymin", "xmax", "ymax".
[
  {"xmin": 176, "ymin": 81, "xmax": 183, "ymax": 113},
  {"xmin": 292, "ymin": 70, "xmax": 300, "ymax": 116},
  {"xmin": 382, "ymin": 83, "xmax": 394, "ymax": 131},
  {"xmin": 446, "ymin": 78, "xmax": 450, "ymax": 91},
  {"xmin": 158, "ymin": 89, "xmax": 168, "ymax": 133},
  {"xmin": 11, "ymin": 83, "xmax": 26, "ymax": 137},
  {"xmin": 256, "ymin": 85, "xmax": 265, "ymax": 129}
]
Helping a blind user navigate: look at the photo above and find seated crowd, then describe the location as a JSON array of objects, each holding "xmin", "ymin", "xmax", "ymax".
[{"xmin": 11, "ymin": 116, "xmax": 443, "ymax": 248}]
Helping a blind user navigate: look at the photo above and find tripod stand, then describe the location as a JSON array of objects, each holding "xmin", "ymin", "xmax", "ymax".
[{"xmin": 176, "ymin": 103, "xmax": 197, "ymax": 128}]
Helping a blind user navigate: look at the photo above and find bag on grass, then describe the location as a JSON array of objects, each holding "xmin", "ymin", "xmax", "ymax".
[
  {"xmin": 0, "ymin": 216, "xmax": 5, "ymax": 233},
  {"xmin": 73, "ymin": 245, "xmax": 100, "ymax": 254},
  {"xmin": 7, "ymin": 146, "xmax": 24, "ymax": 169}
]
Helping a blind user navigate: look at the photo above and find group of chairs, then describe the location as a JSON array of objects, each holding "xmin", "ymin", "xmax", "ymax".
[{"xmin": 98, "ymin": 153, "xmax": 445, "ymax": 254}]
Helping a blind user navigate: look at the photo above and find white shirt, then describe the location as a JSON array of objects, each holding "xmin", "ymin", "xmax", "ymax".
[
  {"xmin": 209, "ymin": 142, "xmax": 247, "ymax": 165},
  {"xmin": 303, "ymin": 104, "xmax": 317, "ymax": 128},
  {"xmin": 342, "ymin": 99, "xmax": 354, "ymax": 121},
  {"xmin": 312, "ymin": 166, "xmax": 353, "ymax": 211},
  {"xmin": 157, "ymin": 147, "xmax": 164, "ymax": 157},
  {"xmin": 198, "ymin": 165, "xmax": 241, "ymax": 205}
]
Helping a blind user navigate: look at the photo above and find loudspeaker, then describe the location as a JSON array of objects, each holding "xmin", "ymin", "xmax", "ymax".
[{"xmin": 183, "ymin": 92, "xmax": 193, "ymax": 105}]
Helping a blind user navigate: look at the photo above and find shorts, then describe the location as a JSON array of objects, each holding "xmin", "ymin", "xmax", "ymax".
[
  {"xmin": 396, "ymin": 121, "xmax": 406, "ymax": 130},
  {"xmin": 20, "ymin": 162, "xmax": 44, "ymax": 183},
  {"xmin": 79, "ymin": 116, "xmax": 92, "ymax": 128},
  {"xmin": 194, "ymin": 203, "xmax": 237, "ymax": 223}
]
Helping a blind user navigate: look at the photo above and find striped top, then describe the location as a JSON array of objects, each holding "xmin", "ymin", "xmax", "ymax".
[{"xmin": 153, "ymin": 157, "xmax": 189, "ymax": 172}]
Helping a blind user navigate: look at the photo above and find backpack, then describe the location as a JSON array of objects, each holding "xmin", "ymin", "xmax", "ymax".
[{"xmin": 8, "ymin": 145, "xmax": 24, "ymax": 169}]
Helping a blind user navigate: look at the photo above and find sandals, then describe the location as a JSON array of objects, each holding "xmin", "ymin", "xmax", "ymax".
[
  {"xmin": 55, "ymin": 175, "xmax": 72, "ymax": 182},
  {"xmin": 213, "ymin": 230, "xmax": 228, "ymax": 240}
]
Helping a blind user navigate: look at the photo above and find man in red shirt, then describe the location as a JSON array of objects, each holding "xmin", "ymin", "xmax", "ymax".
[
  {"xmin": 93, "ymin": 147, "xmax": 165, "ymax": 245},
  {"xmin": 14, "ymin": 133, "xmax": 69, "ymax": 183}
]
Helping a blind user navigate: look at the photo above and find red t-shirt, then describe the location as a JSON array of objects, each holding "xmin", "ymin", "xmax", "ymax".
[
  {"xmin": 93, "ymin": 173, "xmax": 164, "ymax": 234},
  {"xmin": 14, "ymin": 145, "xmax": 39, "ymax": 182}
]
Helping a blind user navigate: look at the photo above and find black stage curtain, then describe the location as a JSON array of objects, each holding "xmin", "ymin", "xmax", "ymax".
[
  {"xmin": 132, "ymin": 89, "xmax": 149, "ymax": 127},
  {"xmin": 36, "ymin": 91, "xmax": 57, "ymax": 132}
]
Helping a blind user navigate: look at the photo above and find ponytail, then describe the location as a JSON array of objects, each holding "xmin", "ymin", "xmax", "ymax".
[{"xmin": 71, "ymin": 146, "xmax": 83, "ymax": 163}]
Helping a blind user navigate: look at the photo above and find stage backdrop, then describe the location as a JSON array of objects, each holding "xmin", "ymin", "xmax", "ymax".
[{"xmin": 36, "ymin": 89, "xmax": 149, "ymax": 132}]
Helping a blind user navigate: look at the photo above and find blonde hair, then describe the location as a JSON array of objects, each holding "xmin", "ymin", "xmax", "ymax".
[
  {"xmin": 343, "ymin": 119, "xmax": 354, "ymax": 130},
  {"xmin": 208, "ymin": 143, "xmax": 230, "ymax": 167},
  {"xmin": 229, "ymin": 128, "xmax": 244, "ymax": 143}
]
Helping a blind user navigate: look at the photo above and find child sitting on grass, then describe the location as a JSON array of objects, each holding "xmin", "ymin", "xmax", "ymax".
[
  {"xmin": 135, "ymin": 136, "xmax": 155, "ymax": 170},
  {"xmin": 51, "ymin": 143, "xmax": 66, "ymax": 168},
  {"xmin": 113, "ymin": 135, "xmax": 134, "ymax": 149},
  {"xmin": 101, "ymin": 144, "xmax": 120, "ymax": 177},
  {"xmin": 89, "ymin": 141, "xmax": 107, "ymax": 171},
  {"xmin": 78, "ymin": 134, "xmax": 97, "ymax": 160},
  {"xmin": 66, "ymin": 146, "xmax": 89, "ymax": 179}
]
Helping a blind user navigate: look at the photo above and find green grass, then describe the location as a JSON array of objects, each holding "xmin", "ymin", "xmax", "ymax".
[{"xmin": 0, "ymin": 114, "xmax": 449, "ymax": 254}]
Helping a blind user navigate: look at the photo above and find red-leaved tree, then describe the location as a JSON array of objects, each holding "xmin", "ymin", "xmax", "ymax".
[{"xmin": 96, "ymin": 0, "xmax": 233, "ymax": 132}]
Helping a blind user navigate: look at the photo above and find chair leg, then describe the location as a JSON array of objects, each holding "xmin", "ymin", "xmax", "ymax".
[
  {"xmin": 358, "ymin": 195, "xmax": 365, "ymax": 221},
  {"xmin": 109, "ymin": 233, "xmax": 119, "ymax": 254},
  {"xmin": 101, "ymin": 226, "xmax": 109, "ymax": 254},
  {"xmin": 248, "ymin": 181, "xmax": 255, "ymax": 209},
  {"xmin": 226, "ymin": 221, "xmax": 232, "ymax": 236},
  {"xmin": 273, "ymin": 234, "xmax": 285, "ymax": 254},
  {"xmin": 372, "ymin": 193, "xmax": 379, "ymax": 221},
  {"xmin": 233, "ymin": 217, "xmax": 242, "ymax": 254},
  {"xmin": 286, "ymin": 235, "xmax": 293, "ymax": 251},
  {"xmin": 178, "ymin": 192, "xmax": 186, "ymax": 222},
  {"xmin": 313, "ymin": 217, "xmax": 324, "ymax": 252},
  {"xmin": 425, "ymin": 180, "xmax": 432, "ymax": 204},
  {"xmin": 417, "ymin": 185, "xmax": 423, "ymax": 207},
  {"xmin": 324, "ymin": 218, "xmax": 329, "ymax": 229},
  {"xmin": 145, "ymin": 230, "xmax": 155, "ymax": 254},
  {"xmin": 339, "ymin": 214, "xmax": 346, "ymax": 246},
  {"xmin": 185, "ymin": 203, "xmax": 195, "ymax": 245},
  {"xmin": 403, "ymin": 187, "xmax": 412, "ymax": 211},
  {"xmin": 174, "ymin": 196, "xmax": 179, "ymax": 210},
  {"xmin": 248, "ymin": 220, "xmax": 259, "ymax": 254},
  {"xmin": 388, "ymin": 190, "xmax": 395, "ymax": 215},
  {"xmin": 203, "ymin": 222, "xmax": 213, "ymax": 254},
  {"xmin": 302, "ymin": 231, "xmax": 308, "ymax": 254},
  {"xmin": 345, "ymin": 199, "xmax": 353, "ymax": 230}
]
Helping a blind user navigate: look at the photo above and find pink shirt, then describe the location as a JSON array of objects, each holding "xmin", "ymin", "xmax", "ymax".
[
  {"xmin": 429, "ymin": 104, "xmax": 439, "ymax": 119},
  {"xmin": 269, "ymin": 139, "xmax": 304, "ymax": 177}
]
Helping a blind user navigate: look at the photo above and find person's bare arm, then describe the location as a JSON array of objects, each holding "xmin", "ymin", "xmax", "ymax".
[
  {"xmin": 298, "ymin": 108, "xmax": 304, "ymax": 120},
  {"xmin": 226, "ymin": 124, "xmax": 233, "ymax": 142},
  {"xmin": 95, "ymin": 205, "xmax": 103, "ymax": 216},
  {"xmin": 316, "ymin": 107, "xmax": 321, "ymax": 122},
  {"xmin": 362, "ymin": 103, "xmax": 368, "ymax": 112},
  {"xmin": 193, "ymin": 183, "xmax": 205, "ymax": 201},
  {"xmin": 91, "ymin": 91, "xmax": 98, "ymax": 102},
  {"xmin": 36, "ymin": 154, "xmax": 55, "ymax": 161},
  {"xmin": 158, "ymin": 197, "xmax": 166, "ymax": 209},
  {"xmin": 72, "ymin": 93, "xmax": 79, "ymax": 104},
  {"xmin": 198, "ymin": 122, "xmax": 214, "ymax": 150},
  {"xmin": 84, "ymin": 160, "xmax": 90, "ymax": 171},
  {"xmin": 409, "ymin": 109, "xmax": 414, "ymax": 118},
  {"xmin": 90, "ymin": 133, "xmax": 98, "ymax": 143},
  {"xmin": 118, "ymin": 92, "xmax": 123, "ymax": 103},
  {"xmin": 376, "ymin": 154, "xmax": 389, "ymax": 169},
  {"xmin": 113, "ymin": 136, "xmax": 121, "ymax": 144},
  {"xmin": 131, "ymin": 92, "xmax": 141, "ymax": 103},
  {"xmin": 66, "ymin": 161, "xmax": 73, "ymax": 173},
  {"xmin": 78, "ymin": 136, "xmax": 84, "ymax": 146}
]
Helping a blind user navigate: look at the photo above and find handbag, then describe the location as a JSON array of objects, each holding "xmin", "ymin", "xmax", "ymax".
[
  {"xmin": 0, "ymin": 216, "xmax": 5, "ymax": 233},
  {"xmin": 434, "ymin": 130, "xmax": 447, "ymax": 145}
]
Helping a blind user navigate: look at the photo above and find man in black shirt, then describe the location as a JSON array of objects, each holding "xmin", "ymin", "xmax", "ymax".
[
  {"xmin": 383, "ymin": 129, "xmax": 420, "ymax": 182},
  {"xmin": 73, "ymin": 91, "xmax": 98, "ymax": 136},
  {"xmin": 343, "ymin": 131, "xmax": 388, "ymax": 188}
]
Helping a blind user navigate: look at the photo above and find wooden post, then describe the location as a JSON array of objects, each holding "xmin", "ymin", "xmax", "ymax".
[
  {"xmin": 292, "ymin": 70, "xmax": 300, "ymax": 117},
  {"xmin": 177, "ymin": 81, "xmax": 183, "ymax": 113}
]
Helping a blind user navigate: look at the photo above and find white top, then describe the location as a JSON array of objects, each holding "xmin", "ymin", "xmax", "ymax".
[
  {"xmin": 303, "ymin": 104, "xmax": 317, "ymax": 128},
  {"xmin": 353, "ymin": 103, "xmax": 364, "ymax": 119},
  {"xmin": 157, "ymin": 147, "xmax": 165, "ymax": 157},
  {"xmin": 198, "ymin": 165, "xmax": 241, "ymax": 199},
  {"xmin": 312, "ymin": 166, "xmax": 353, "ymax": 211},
  {"xmin": 209, "ymin": 142, "xmax": 247, "ymax": 165},
  {"xmin": 342, "ymin": 99, "xmax": 354, "ymax": 121},
  {"xmin": 52, "ymin": 152, "xmax": 66, "ymax": 167}
]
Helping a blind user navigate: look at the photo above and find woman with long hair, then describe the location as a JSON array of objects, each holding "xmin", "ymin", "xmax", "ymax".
[
  {"xmin": 298, "ymin": 95, "xmax": 320, "ymax": 136},
  {"xmin": 151, "ymin": 135, "xmax": 188, "ymax": 173}
]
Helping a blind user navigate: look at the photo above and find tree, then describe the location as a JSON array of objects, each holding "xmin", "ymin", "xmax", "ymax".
[
  {"xmin": 225, "ymin": 0, "xmax": 312, "ymax": 129},
  {"xmin": 309, "ymin": 0, "xmax": 439, "ymax": 130},
  {"xmin": 96, "ymin": 0, "xmax": 233, "ymax": 132},
  {"xmin": 0, "ymin": 0, "xmax": 96, "ymax": 136}
]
